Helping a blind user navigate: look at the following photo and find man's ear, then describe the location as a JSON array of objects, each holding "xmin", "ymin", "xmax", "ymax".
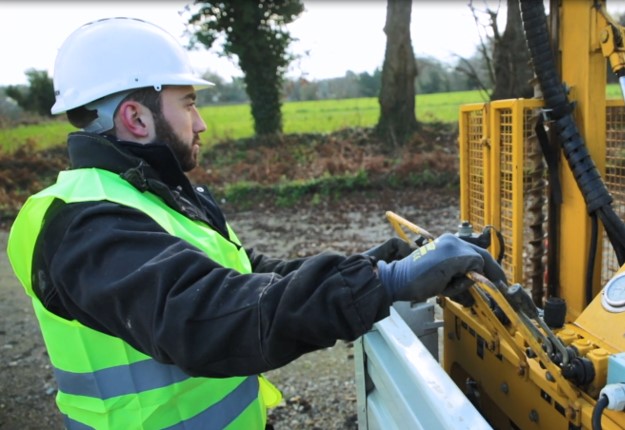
[{"xmin": 114, "ymin": 101, "xmax": 154, "ymax": 142}]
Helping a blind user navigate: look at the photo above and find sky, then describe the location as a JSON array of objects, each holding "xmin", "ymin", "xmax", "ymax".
[
  {"xmin": 0, "ymin": 1, "xmax": 497, "ymax": 86},
  {"xmin": 2, "ymin": 1, "xmax": 625, "ymax": 87}
]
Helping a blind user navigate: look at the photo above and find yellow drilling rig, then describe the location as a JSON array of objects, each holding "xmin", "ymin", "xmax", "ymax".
[
  {"xmin": 444, "ymin": 0, "xmax": 625, "ymax": 428},
  {"xmin": 356, "ymin": 1, "xmax": 625, "ymax": 429}
]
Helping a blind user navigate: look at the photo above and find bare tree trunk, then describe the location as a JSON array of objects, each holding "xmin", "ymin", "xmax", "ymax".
[
  {"xmin": 490, "ymin": 0, "xmax": 533, "ymax": 100},
  {"xmin": 377, "ymin": 0, "xmax": 418, "ymax": 146}
]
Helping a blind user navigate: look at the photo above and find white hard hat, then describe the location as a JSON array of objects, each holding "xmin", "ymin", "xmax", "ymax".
[{"xmin": 51, "ymin": 17, "xmax": 213, "ymax": 114}]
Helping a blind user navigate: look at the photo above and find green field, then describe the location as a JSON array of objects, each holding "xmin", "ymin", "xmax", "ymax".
[
  {"xmin": 2, "ymin": 85, "xmax": 623, "ymax": 152},
  {"xmin": 606, "ymin": 83, "xmax": 624, "ymax": 99},
  {"xmin": 202, "ymin": 90, "xmax": 490, "ymax": 141},
  {"xmin": 0, "ymin": 90, "xmax": 488, "ymax": 152}
]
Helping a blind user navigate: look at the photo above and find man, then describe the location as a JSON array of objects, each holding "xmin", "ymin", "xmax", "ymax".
[{"xmin": 7, "ymin": 17, "xmax": 505, "ymax": 429}]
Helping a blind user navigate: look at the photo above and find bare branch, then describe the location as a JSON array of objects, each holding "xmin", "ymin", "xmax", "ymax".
[
  {"xmin": 467, "ymin": 0, "xmax": 503, "ymax": 92},
  {"xmin": 454, "ymin": 55, "xmax": 492, "ymax": 100}
]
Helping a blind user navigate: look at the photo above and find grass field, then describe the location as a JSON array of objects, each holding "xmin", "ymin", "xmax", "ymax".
[
  {"xmin": 0, "ymin": 90, "xmax": 488, "ymax": 152},
  {"xmin": 2, "ymin": 85, "xmax": 623, "ymax": 152},
  {"xmin": 202, "ymin": 90, "xmax": 491, "ymax": 141}
]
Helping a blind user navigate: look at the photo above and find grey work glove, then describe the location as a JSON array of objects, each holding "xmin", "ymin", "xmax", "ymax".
[
  {"xmin": 465, "ymin": 241, "xmax": 507, "ymax": 286},
  {"xmin": 445, "ymin": 241, "xmax": 509, "ymax": 307},
  {"xmin": 376, "ymin": 233, "xmax": 492, "ymax": 302},
  {"xmin": 362, "ymin": 237, "xmax": 414, "ymax": 262}
]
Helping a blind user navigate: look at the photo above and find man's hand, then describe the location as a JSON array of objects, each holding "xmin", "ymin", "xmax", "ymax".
[
  {"xmin": 362, "ymin": 237, "xmax": 413, "ymax": 262},
  {"xmin": 442, "ymin": 241, "xmax": 508, "ymax": 306},
  {"xmin": 376, "ymin": 233, "xmax": 504, "ymax": 302}
]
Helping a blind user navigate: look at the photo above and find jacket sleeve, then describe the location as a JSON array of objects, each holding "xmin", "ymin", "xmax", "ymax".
[
  {"xmin": 246, "ymin": 247, "xmax": 309, "ymax": 275},
  {"xmin": 35, "ymin": 201, "xmax": 392, "ymax": 378}
]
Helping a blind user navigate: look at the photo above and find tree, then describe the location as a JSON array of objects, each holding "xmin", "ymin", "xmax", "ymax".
[
  {"xmin": 376, "ymin": 0, "xmax": 418, "ymax": 146},
  {"xmin": 416, "ymin": 57, "xmax": 451, "ymax": 94},
  {"xmin": 489, "ymin": 0, "xmax": 533, "ymax": 100},
  {"xmin": 5, "ymin": 69, "xmax": 55, "ymax": 117},
  {"xmin": 457, "ymin": 0, "xmax": 533, "ymax": 100},
  {"xmin": 187, "ymin": 0, "xmax": 304, "ymax": 136},
  {"xmin": 195, "ymin": 72, "xmax": 249, "ymax": 104},
  {"xmin": 0, "ymin": 88, "xmax": 22, "ymax": 126},
  {"xmin": 454, "ymin": 50, "xmax": 493, "ymax": 96},
  {"xmin": 356, "ymin": 69, "xmax": 381, "ymax": 98}
]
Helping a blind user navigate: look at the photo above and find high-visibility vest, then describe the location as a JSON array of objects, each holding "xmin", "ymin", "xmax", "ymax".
[{"xmin": 7, "ymin": 168, "xmax": 281, "ymax": 429}]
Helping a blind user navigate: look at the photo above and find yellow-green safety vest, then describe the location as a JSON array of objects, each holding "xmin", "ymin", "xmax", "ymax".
[{"xmin": 7, "ymin": 168, "xmax": 281, "ymax": 429}]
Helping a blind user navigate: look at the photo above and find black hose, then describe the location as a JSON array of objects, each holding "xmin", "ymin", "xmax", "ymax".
[
  {"xmin": 592, "ymin": 394, "xmax": 609, "ymax": 430},
  {"xmin": 587, "ymin": 214, "xmax": 598, "ymax": 305},
  {"xmin": 520, "ymin": 0, "xmax": 625, "ymax": 270}
]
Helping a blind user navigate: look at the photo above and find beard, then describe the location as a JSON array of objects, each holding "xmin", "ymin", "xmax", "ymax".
[{"xmin": 153, "ymin": 114, "xmax": 198, "ymax": 172}]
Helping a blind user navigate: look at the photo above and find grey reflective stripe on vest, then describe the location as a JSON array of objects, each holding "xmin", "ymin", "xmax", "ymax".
[
  {"xmin": 63, "ymin": 376, "xmax": 260, "ymax": 430},
  {"xmin": 53, "ymin": 358, "xmax": 190, "ymax": 399},
  {"xmin": 164, "ymin": 376, "xmax": 260, "ymax": 430}
]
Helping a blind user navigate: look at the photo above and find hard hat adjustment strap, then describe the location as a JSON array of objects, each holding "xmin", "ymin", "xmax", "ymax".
[{"xmin": 83, "ymin": 90, "xmax": 134, "ymax": 134}]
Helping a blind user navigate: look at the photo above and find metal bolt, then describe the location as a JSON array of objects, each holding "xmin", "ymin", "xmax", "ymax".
[
  {"xmin": 500, "ymin": 382, "xmax": 509, "ymax": 394},
  {"xmin": 529, "ymin": 409, "xmax": 539, "ymax": 423}
]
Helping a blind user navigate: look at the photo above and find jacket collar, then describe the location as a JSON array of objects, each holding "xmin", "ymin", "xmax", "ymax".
[
  {"xmin": 65, "ymin": 132, "xmax": 224, "ymax": 231},
  {"xmin": 67, "ymin": 132, "xmax": 190, "ymax": 191}
]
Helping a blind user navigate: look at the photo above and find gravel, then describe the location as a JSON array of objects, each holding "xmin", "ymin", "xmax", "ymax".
[{"xmin": 0, "ymin": 187, "xmax": 460, "ymax": 429}]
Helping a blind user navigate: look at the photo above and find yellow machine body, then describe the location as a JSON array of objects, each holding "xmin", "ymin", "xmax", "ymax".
[{"xmin": 443, "ymin": 1, "xmax": 625, "ymax": 428}]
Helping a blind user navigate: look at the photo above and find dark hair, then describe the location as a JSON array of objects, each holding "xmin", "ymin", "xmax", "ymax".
[
  {"xmin": 67, "ymin": 87, "xmax": 163, "ymax": 132},
  {"xmin": 66, "ymin": 106, "xmax": 98, "ymax": 129},
  {"xmin": 123, "ymin": 87, "xmax": 163, "ymax": 116}
]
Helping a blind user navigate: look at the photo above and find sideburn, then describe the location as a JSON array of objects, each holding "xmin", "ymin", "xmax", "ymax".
[{"xmin": 153, "ymin": 112, "xmax": 196, "ymax": 172}]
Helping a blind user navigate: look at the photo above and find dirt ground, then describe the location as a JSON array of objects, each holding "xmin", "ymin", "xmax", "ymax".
[{"xmin": 0, "ymin": 187, "xmax": 460, "ymax": 430}]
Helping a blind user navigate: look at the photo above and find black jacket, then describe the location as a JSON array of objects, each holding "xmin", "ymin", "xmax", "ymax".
[{"xmin": 32, "ymin": 132, "xmax": 391, "ymax": 378}]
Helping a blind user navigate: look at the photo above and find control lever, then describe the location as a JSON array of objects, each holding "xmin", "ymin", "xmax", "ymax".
[{"xmin": 504, "ymin": 284, "xmax": 570, "ymax": 366}]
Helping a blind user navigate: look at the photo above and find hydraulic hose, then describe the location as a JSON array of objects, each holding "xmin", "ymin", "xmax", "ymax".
[
  {"xmin": 592, "ymin": 394, "xmax": 608, "ymax": 430},
  {"xmin": 588, "ymin": 214, "xmax": 599, "ymax": 304},
  {"xmin": 520, "ymin": 0, "xmax": 625, "ymax": 268}
]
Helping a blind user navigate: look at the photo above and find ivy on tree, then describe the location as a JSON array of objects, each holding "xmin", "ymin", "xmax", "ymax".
[{"xmin": 187, "ymin": 0, "xmax": 304, "ymax": 137}]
